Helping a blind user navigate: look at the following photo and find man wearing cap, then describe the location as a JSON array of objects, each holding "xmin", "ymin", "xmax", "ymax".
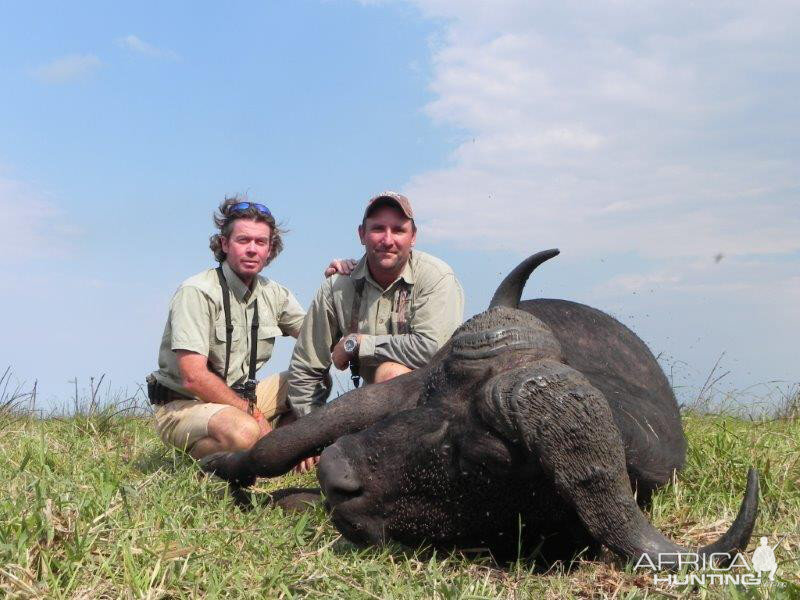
[
  {"xmin": 148, "ymin": 196, "xmax": 345, "ymax": 460},
  {"xmin": 286, "ymin": 192, "xmax": 464, "ymax": 436}
]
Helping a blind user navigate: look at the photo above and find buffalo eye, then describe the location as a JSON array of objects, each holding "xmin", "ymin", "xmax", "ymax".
[
  {"xmin": 418, "ymin": 419, "xmax": 451, "ymax": 449},
  {"xmin": 458, "ymin": 431, "xmax": 514, "ymax": 475}
]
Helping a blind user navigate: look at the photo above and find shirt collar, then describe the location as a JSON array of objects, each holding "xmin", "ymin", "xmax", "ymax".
[
  {"xmin": 221, "ymin": 261, "xmax": 259, "ymax": 303},
  {"xmin": 398, "ymin": 253, "xmax": 415, "ymax": 285},
  {"xmin": 351, "ymin": 252, "xmax": 415, "ymax": 289}
]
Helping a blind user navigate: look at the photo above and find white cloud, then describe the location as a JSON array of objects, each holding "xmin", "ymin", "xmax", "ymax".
[
  {"xmin": 399, "ymin": 0, "xmax": 800, "ymax": 265},
  {"xmin": 31, "ymin": 54, "xmax": 102, "ymax": 84},
  {"xmin": 0, "ymin": 176, "xmax": 81, "ymax": 262},
  {"xmin": 117, "ymin": 34, "xmax": 179, "ymax": 60},
  {"xmin": 390, "ymin": 0, "xmax": 800, "ymax": 393},
  {"xmin": 597, "ymin": 270, "xmax": 683, "ymax": 295}
]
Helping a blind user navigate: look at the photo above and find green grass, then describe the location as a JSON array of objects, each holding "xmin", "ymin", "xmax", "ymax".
[{"xmin": 0, "ymin": 402, "xmax": 798, "ymax": 598}]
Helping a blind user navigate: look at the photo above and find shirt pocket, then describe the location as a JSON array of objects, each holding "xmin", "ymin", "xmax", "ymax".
[
  {"xmin": 208, "ymin": 322, "xmax": 242, "ymax": 378},
  {"xmin": 214, "ymin": 323, "xmax": 242, "ymax": 343}
]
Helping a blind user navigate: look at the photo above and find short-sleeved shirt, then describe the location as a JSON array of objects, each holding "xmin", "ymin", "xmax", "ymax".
[
  {"xmin": 152, "ymin": 261, "xmax": 306, "ymax": 397},
  {"xmin": 287, "ymin": 250, "xmax": 464, "ymax": 415}
]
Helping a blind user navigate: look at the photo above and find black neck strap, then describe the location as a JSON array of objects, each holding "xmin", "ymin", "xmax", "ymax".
[
  {"xmin": 215, "ymin": 266, "xmax": 259, "ymax": 382},
  {"xmin": 215, "ymin": 267, "xmax": 233, "ymax": 380},
  {"xmin": 248, "ymin": 296, "xmax": 259, "ymax": 381}
]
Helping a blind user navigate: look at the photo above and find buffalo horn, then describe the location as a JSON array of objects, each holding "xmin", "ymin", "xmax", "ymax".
[
  {"xmin": 617, "ymin": 468, "xmax": 759, "ymax": 568},
  {"xmin": 486, "ymin": 362, "xmax": 758, "ymax": 567},
  {"xmin": 489, "ymin": 249, "xmax": 560, "ymax": 309},
  {"xmin": 203, "ymin": 367, "xmax": 427, "ymax": 484}
]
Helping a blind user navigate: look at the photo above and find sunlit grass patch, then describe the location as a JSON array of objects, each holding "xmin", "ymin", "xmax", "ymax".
[{"xmin": 1, "ymin": 395, "xmax": 798, "ymax": 598}]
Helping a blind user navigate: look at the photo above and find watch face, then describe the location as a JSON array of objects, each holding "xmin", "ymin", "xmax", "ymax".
[{"xmin": 344, "ymin": 339, "xmax": 357, "ymax": 353}]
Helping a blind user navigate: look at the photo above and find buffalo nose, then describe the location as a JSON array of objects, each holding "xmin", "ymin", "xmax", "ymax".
[{"xmin": 318, "ymin": 445, "xmax": 362, "ymax": 499}]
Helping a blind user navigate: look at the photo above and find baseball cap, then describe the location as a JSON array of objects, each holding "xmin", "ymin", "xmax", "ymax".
[{"xmin": 363, "ymin": 191, "xmax": 414, "ymax": 221}]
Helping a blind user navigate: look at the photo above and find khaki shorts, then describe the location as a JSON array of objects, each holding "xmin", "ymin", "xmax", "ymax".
[{"xmin": 153, "ymin": 371, "xmax": 290, "ymax": 452}]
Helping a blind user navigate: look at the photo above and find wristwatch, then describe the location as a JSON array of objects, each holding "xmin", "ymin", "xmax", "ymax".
[{"xmin": 343, "ymin": 334, "xmax": 359, "ymax": 356}]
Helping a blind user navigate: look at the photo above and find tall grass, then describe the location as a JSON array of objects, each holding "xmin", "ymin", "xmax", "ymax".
[
  {"xmin": 0, "ymin": 367, "xmax": 37, "ymax": 428},
  {"xmin": 0, "ymin": 372, "xmax": 798, "ymax": 598}
]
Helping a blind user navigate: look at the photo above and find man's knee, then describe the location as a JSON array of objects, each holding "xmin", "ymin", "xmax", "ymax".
[
  {"xmin": 374, "ymin": 361, "xmax": 412, "ymax": 383},
  {"xmin": 207, "ymin": 408, "xmax": 260, "ymax": 450},
  {"xmin": 256, "ymin": 371, "xmax": 289, "ymax": 416}
]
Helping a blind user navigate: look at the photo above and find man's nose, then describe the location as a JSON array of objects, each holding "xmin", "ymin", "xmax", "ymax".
[{"xmin": 379, "ymin": 230, "xmax": 394, "ymax": 246}]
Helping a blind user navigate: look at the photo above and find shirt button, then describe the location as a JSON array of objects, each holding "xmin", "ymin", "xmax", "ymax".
[{"xmin": 379, "ymin": 318, "xmax": 385, "ymax": 324}]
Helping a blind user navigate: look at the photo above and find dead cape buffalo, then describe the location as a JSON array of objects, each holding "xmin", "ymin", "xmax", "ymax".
[{"xmin": 202, "ymin": 249, "xmax": 758, "ymax": 565}]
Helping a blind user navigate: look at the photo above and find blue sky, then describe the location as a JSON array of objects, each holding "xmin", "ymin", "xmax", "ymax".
[{"xmin": 1, "ymin": 1, "xmax": 798, "ymax": 411}]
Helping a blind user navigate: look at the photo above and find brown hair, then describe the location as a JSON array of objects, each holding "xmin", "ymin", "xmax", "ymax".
[{"xmin": 209, "ymin": 195, "xmax": 285, "ymax": 264}]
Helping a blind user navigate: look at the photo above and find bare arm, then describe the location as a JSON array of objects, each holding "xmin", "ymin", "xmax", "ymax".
[
  {"xmin": 176, "ymin": 350, "xmax": 269, "ymax": 434},
  {"xmin": 177, "ymin": 350, "xmax": 250, "ymax": 409}
]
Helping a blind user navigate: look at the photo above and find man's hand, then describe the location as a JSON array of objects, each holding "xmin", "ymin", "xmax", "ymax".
[
  {"xmin": 324, "ymin": 258, "xmax": 358, "ymax": 278},
  {"xmin": 294, "ymin": 455, "xmax": 320, "ymax": 474},
  {"xmin": 331, "ymin": 334, "xmax": 361, "ymax": 370},
  {"xmin": 251, "ymin": 408, "xmax": 272, "ymax": 437}
]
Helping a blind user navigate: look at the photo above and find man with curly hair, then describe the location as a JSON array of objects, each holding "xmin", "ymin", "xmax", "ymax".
[{"xmin": 147, "ymin": 197, "xmax": 309, "ymax": 459}]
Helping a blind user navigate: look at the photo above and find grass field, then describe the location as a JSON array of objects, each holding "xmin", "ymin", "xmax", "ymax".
[{"xmin": 0, "ymin": 384, "xmax": 798, "ymax": 598}]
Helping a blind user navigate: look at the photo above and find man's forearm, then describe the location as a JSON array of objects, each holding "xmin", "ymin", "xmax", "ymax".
[
  {"xmin": 358, "ymin": 274, "xmax": 463, "ymax": 369},
  {"xmin": 183, "ymin": 368, "xmax": 250, "ymax": 412},
  {"xmin": 358, "ymin": 332, "xmax": 439, "ymax": 370}
]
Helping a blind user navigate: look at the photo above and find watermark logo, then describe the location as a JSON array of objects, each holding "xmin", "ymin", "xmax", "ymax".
[
  {"xmin": 633, "ymin": 535, "xmax": 787, "ymax": 587},
  {"xmin": 751, "ymin": 536, "xmax": 778, "ymax": 581}
]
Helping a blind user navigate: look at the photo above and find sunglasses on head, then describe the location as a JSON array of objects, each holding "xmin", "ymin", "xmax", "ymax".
[{"xmin": 229, "ymin": 201, "xmax": 272, "ymax": 217}]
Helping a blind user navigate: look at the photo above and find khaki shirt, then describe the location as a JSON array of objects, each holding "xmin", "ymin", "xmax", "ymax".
[
  {"xmin": 287, "ymin": 250, "xmax": 464, "ymax": 415},
  {"xmin": 152, "ymin": 261, "xmax": 305, "ymax": 396}
]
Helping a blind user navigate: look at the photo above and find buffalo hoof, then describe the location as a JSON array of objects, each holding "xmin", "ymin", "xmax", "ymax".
[
  {"xmin": 198, "ymin": 451, "xmax": 256, "ymax": 488},
  {"xmin": 230, "ymin": 486, "xmax": 254, "ymax": 510}
]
